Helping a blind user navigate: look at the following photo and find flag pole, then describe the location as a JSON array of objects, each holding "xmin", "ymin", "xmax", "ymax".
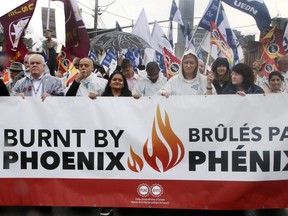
[
  {"xmin": 186, "ymin": 24, "xmax": 200, "ymax": 52},
  {"xmin": 204, "ymin": 0, "xmax": 222, "ymax": 73},
  {"xmin": 46, "ymin": 0, "xmax": 51, "ymax": 30}
]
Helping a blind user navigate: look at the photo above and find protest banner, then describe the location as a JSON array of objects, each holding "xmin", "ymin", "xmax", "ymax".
[{"xmin": 0, "ymin": 95, "xmax": 288, "ymax": 209}]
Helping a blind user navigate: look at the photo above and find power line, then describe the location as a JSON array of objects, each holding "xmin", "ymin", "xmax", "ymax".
[
  {"xmin": 77, "ymin": 0, "xmax": 94, "ymax": 12},
  {"xmin": 103, "ymin": 10, "xmax": 134, "ymax": 22},
  {"xmin": 99, "ymin": 0, "xmax": 116, "ymax": 8},
  {"xmin": 98, "ymin": 16, "xmax": 107, "ymax": 29},
  {"xmin": 52, "ymin": 1, "xmax": 94, "ymax": 18}
]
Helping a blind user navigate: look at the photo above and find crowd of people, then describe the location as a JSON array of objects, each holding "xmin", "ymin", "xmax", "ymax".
[{"xmin": 1, "ymin": 50, "xmax": 288, "ymax": 100}]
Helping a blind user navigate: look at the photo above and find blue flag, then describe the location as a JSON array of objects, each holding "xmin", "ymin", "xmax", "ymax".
[
  {"xmin": 124, "ymin": 49, "xmax": 137, "ymax": 70},
  {"xmin": 199, "ymin": 0, "xmax": 224, "ymax": 31},
  {"xmin": 88, "ymin": 50, "xmax": 98, "ymax": 62},
  {"xmin": 225, "ymin": 28, "xmax": 239, "ymax": 64},
  {"xmin": 222, "ymin": 0, "xmax": 271, "ymax": 31},
  {"xmin": 101, "ymin": 50, "xmax": 117, "ymax": 69},
  {"xmin": 168, "ymin": 0, "xmax": 184, "ymax": 47},
  {"xmin": 155, "ymin": 51, "xmax": 166, "ymax": 74},
  {"xmin": 169, "ymin": 0, "xmax": 184, "ymax": 25}
]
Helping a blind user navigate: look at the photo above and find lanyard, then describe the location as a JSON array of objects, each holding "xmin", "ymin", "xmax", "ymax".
[{"xmin": 31, "ymin": 78, "xmax": 44, "ymax": 96}]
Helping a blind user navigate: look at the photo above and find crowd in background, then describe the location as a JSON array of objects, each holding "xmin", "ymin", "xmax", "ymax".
[{"xmin": 1, "ymin": 48, "xmax": 288, "ymax": 100}]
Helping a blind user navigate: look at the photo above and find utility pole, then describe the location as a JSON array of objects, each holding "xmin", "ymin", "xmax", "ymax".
[
  {"xmin": 47, "ymin": 0, "xmax": 51, "ymax": 30},
  {"xmin": 94, "ymin": 0, "xmax": 99, "ymax": 38}
]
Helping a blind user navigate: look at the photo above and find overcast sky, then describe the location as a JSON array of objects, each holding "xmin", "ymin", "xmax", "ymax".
[{"xmin": 1, "ymin": 0, "xmax": 286, "ymax": 46}]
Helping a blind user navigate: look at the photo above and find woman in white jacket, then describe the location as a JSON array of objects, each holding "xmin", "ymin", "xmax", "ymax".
[{"xmin": 160, "ymin": 49, "xmax": 216, "ymax": 97}]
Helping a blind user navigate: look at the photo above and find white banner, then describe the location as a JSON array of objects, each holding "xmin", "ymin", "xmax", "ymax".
[
  {"xmin": 0, "ymin": 95, "xmax": 288, "ymax": 209},
  {"xmin": 1, "ymin": 95, "xmax": 288, "ymax": 180}
]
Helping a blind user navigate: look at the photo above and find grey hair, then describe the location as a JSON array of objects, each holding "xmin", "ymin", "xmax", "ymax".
[{"xmin": 28, "ymin": 53, "xmax": 45, "ymax": 65}]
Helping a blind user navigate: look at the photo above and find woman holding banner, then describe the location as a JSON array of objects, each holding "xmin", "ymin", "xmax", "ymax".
[
  {"xmin": 160, "ymin": 49, "xmax": 216, "ymax": 97},
  {"xmin": 102, "ymin": 71, "xmax": 132, "ymax": 97},
  {"xmin": 222, "ymin": 63, "xmax": 264, "ymax": 96}
]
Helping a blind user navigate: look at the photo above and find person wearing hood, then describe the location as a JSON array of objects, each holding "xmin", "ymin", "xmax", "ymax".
[
  {"xmin": 160, "ymin": 49, "xmax": 216, "ymax": 97},
  {"xmin": 211, "ymin": 57, "xmax": 231, "ymax": 94},
  {"xmin": 132, "ymin": 61, "xmax": 167, "ymax": 98},
  {"xmin": 11, "ymin": 54, "xmax": 64, "ymax": 101}
]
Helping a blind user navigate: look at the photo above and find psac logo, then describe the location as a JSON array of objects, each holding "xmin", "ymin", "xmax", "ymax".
[
  {"xmin": 137, "ymin": 183, "xmax": 163, "ymax": 197},
  {"xmin": 128, "ymin": 105, "xmax": 185, "ymax": 173}
]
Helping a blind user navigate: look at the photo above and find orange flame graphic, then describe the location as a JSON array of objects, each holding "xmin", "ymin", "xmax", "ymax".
[
  {"xmin": 143, "ymin": 105, "xmax": 185, "ymax": 172},
  {"xmin": 128, "ymin": 146, "xmax": 144, "ymax": 172}
]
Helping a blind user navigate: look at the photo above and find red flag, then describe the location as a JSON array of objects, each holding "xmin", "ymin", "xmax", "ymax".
[
  {"xmin": 52, "ymin": 0, "xmax": 90, "ymax": 58},
  {"xmin": 260, "ymin": 26, "xmax": 286, "ymax": 61},
  {"xmin": 261, "ymin": 58, "xmax": 279, "ymax": 78},
  {"xmin": 0, "ymin": 0, "xmax": 37, "ymax": 62},
  {"xmin": 162, "ymin": 47, "xmax": 180, "ymax": 78},
  {"xmin": 210, "ymin": 21, "xmax": 234, "ymax": 66}
]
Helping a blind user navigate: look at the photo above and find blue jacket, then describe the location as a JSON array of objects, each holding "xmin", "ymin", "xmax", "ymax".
[{"xmin": 222, "ymin": 84, "xmax": 264, "ymax": 94}]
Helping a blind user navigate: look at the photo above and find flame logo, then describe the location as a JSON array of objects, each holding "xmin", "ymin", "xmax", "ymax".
[
  {"xmin": 128, "ymin": 146, "xmax": 144, "ymax": 173},
  {"xmin": 143, "ymin": 105, "xmax": 185, "ymax": 172}
]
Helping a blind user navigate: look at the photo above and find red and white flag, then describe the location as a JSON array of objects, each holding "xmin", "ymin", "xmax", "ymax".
[
  {"xmin": 261, "ymin": 58, "xmax": 279, "ymax": 78},
  {"xmin": 260, "ymin": 26, "xmax": 286, "ymax": 61},
  {"xmin": 0, "ymin": 0, "xmax": 37, "ymax": 62},
  {"xmin": 210, "ymin": 21, "xmax": 234, "ymax": 66},
  {"xmin": 56, "ymin": 45, "xmax": 78, "ymax": 86},
  {"xmin": 162, "ymin": 47, "xmax": 180, "ymax": 78},
  {"xmin": 57, "ymin": 45, "xmax": 73, "ymax": 73}
]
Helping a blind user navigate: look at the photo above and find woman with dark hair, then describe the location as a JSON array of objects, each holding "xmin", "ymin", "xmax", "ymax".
[
  {"xmin": 222, "ymin": 63, "xmax": 264, "ymax": 95},
  {"xmin": 262, "ymin": 71, "xmax": 285, "ymax": 93},
  {"xmin": 102, "ymin": 71, "xmax": 132, "ymax": 97},
  {"xmin": 100, "ymin": 71, "xmax": 131, "ymax": 216},
  {"xmin": 211, "ymin": 57, "xmax": 231, "ymax": 94}
]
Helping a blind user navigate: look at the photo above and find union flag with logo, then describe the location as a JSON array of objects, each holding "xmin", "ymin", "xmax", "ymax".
[
  {"xmin": 260, "ymin": 26, "xmax": 286, "ymax": 61},
  {"xmin": 162, "ymin": 47, "xmax": 180, "ymax": 78},
  {"xmin": 210, "ymin": 21, "xmax": 234, "ymax": 66},
  {"xmin": 0, "ymin": 0, "xmax": 37, "ymax": 62},
  {"xmin": 56, "ymin": 45, "xmax": 78, "ymax": 87}
]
